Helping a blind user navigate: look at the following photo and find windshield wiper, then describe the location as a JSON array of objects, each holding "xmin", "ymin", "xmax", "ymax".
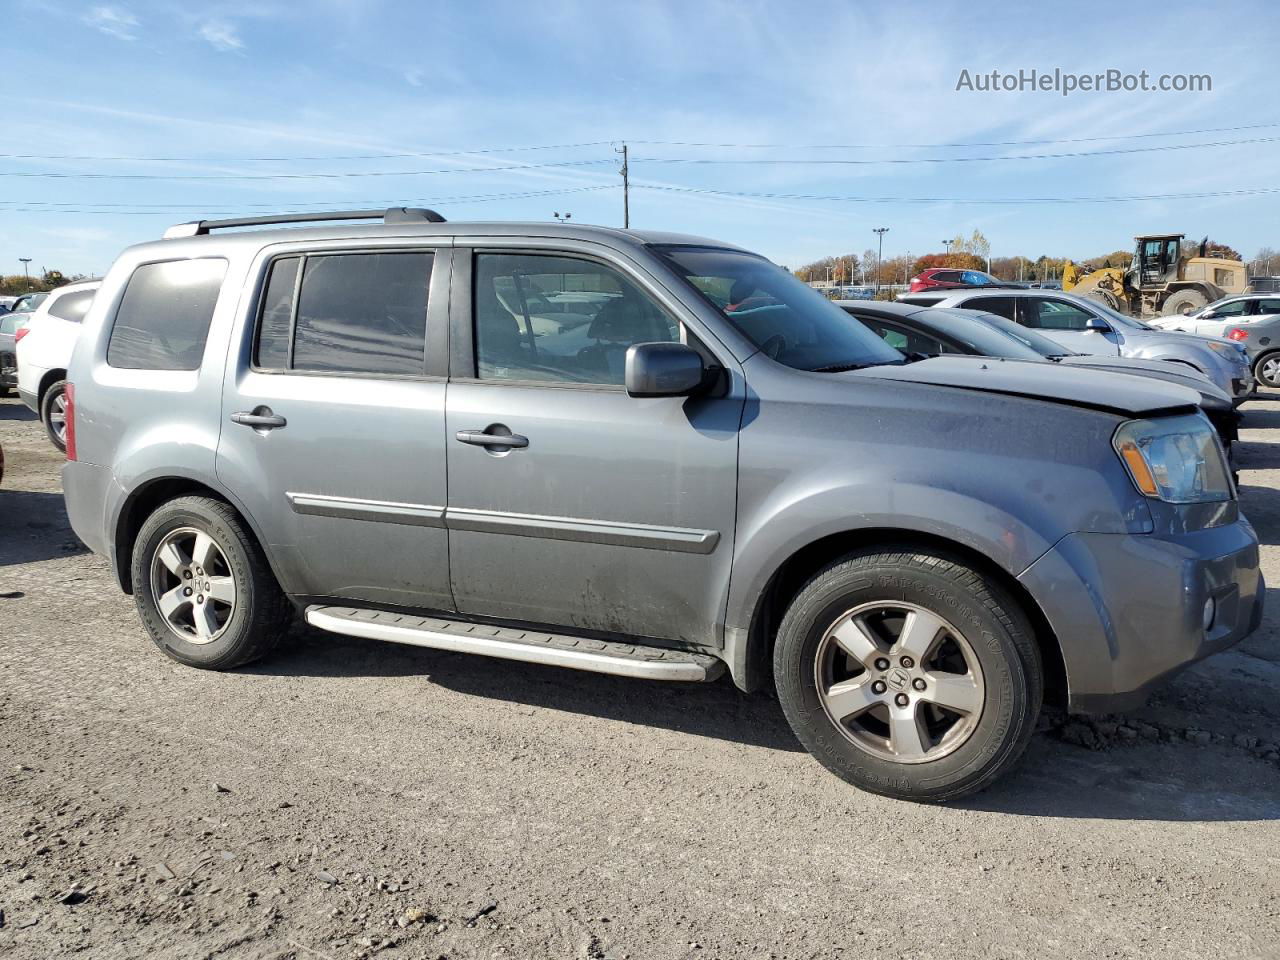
[{"xmin": 811, "ymin": 359, "xmax": 906, "ymax": 373}]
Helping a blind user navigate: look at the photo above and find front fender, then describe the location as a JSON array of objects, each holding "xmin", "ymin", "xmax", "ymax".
[{"xmin": 724, "ymin": 481, "xmax": 1058, "ymax": 637}]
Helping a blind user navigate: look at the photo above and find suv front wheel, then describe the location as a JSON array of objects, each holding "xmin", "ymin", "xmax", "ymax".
[
  {"xmin": 774, "ymin": 548, "xmax": 1042, "ymax": 802},
  {"xmin": 131, "ymin": 496, "xmax": 292, "ymax": 669}
]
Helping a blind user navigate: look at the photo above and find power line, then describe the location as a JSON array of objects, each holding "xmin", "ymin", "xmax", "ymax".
[
  {"xmin": 3, "ymin": 133, "xmax": 1268, "ymax": 182},
  {"xmin": 0, "ymin": 159, "xmax": 617, "ymax": 181},
  {"xmin": 4, "ymin": 122, "xmax": 1277, "ymax": 163},
  {"xmin": 631, "ymin": 135, "xmax": 1280, "ymax": 167},
  {"xmin": 0, "ymin": 185, "xmax": 619, "ymax": 215},
  {"xmin": 628, "ymin": 121, "xmax": 1280, "ymax": 150},
  {"xmin": 636, "ymin": 184, "xmax": 1280, "ymax": 205},
  {"xmin": 0, "ymin": 184, "xmax": 616, "ymax": 210},
  {"xmin": 0, "ymin": 141, "xmax": 617, "ymax": 163}
]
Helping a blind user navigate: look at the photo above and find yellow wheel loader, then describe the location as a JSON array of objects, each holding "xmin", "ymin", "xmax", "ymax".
[{"xmin": 1063, "ymin": 234, "xmax": 1247, "ymax": 318}]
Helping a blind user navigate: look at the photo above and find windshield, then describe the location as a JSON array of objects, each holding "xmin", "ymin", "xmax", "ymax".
[
  {"xmin": 1089, "ymin": 298, "xmax": 1154, "ymax": 330},
  {"xmin": 909, "ymin": 309, "xmax": 1044, "ymax": 359},
  {"xmin": 655, "ymin": 245, "xmax": 903, "ymax": 371},
  {"xmin": 971, "ymin": 313, "xmax": 1077, "ymax": 357}
]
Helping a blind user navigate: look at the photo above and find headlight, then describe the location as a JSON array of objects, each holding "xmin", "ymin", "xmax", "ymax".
[
  {"xmin": 1113, "ymin": 414, "xmax": 1232, "ymax": 503},
  {"xmin": 1204, "ymin": 339, "xmax": 1246, "ymax": 360}
]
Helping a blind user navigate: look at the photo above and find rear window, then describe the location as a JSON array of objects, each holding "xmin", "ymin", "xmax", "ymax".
[
  {"xmin": 47, "ymin": 289, "xmax": 95, "ymax": 323},
  {"xmin": 254, "ymin": 251, "xmax": 433, "ymax": 377},
  {"xmin": 107, "ymin": 259, "xmax": 227, "ymax": 370}
]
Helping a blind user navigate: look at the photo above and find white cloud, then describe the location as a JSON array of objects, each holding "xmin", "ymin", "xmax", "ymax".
[
  {"xmin": 83, "ymin": 5, "xmax": 138, "ymax": 40},
  {"xmin": 199, "ymin": 19, "xmax": 244, "ymax": 52},
  {"xmin": 403, "ymin": 68, "xmax": 424, "ymax": 87}
]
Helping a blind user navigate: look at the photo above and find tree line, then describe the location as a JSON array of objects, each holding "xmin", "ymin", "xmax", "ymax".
[
  {"xmin": 0, "ymin": 270, "xmax": 84, "ymax": 295},
  {"xmin": 794, "ymin": 230, "xmax": 1257, "ymax": 286}
]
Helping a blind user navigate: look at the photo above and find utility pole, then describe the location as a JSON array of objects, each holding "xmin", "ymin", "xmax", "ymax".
[
  {"xmin": 18, "ymin": 257, "xmax": 31, "ymax": 290},
  {"xmin": 873, "ymin": 227, "xmax": 889, "ymax": 297},
  {"xmin": 615, "ymin": 143, "xmax": 629, "ymax": 229}
]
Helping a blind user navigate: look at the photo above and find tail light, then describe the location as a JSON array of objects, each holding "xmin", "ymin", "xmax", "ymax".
[
  {"xmin": 14, "ymin": 326, "xmax": 29, "ymax": 343},
  {"xmin": 64, "ymin": 383, "xmax": 77, "ymax": 462},
  {"xmin": 1226, "ymin": 328, "xmax": 1250, "ymax": 342}
]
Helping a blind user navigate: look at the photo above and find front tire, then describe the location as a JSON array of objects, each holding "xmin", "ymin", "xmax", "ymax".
[
  {"xmin": 1161, "ymin": 289, "xmax": 1208, "ymax": 316},
  {"xmin": 773, "ymin": 548, "xmax": 1043, "ymax": 802},
  {"xmin": 40, "ymin": 379, "xmax": 68, "ymax": 452},
  {"xmin": 131, "ymin": 496, "xmax": 292, "ymax": 669}
]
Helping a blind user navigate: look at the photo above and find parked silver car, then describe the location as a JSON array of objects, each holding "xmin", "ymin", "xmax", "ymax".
[
  {"xmin": 901, "ymin": 287, "xmax": 1254, "ymax": 404},
  {"xmin": 1148, "ymin": 293, "xmax": 1280, "ymax": 388},
  {"xmin": 836, "ymin": 300, "xmax": 1241, "ymax": 459},
  {"xmin": 62, "ymin": 209, "xmax": 1263, "ymax": 802}
]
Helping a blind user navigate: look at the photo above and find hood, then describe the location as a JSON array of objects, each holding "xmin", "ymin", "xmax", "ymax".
[
  {"xmin": 854, "ymin": 355, "xmax": 1202, "ymax": 416},
  {"xmin": 1055, "ymin": 354, "xmax": 1231, "ymax": 408}
]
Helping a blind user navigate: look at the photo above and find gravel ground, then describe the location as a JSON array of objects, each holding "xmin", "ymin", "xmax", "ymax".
[{"xmin": 1, "ymin": 392, "xmax": 1278, "ymax": 960}]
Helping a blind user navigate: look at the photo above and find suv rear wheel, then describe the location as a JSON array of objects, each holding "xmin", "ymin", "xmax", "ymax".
[
  {"xmin": 773, "ymin": 548, "xmax": 1042, "ymax": 802},
  {"xmin": 40, "ymin": 379, "xmax": 69, "ymax": 451},
  {"xmin": 131, "ymin": 496, "xmax": 292, "ymax": 669}
]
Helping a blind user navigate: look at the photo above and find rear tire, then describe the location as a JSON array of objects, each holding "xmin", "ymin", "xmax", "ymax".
[
  {"xmin": 773, "ymin": 547, "xmax": 1043, "ymax": 803},
  {"xmin": 40, "ymin": 379, "xmax": 68, "ymax": 452},
  {"xmin": 131, "ymin": 496, "xmax": 292, "ymax": 670},
  {"xmin": 1255, "ymin": 351, "xmax": 1280, "ymax": 389},
  {"xmin": 1162, "ymin": 289, "xmax": 1209, "ymax": 316}
]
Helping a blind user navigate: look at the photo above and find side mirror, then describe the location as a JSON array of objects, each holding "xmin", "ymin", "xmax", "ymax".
[
  {"xmin": 1084, "ymin": 316, "xmax": 1111, "ymax": 332},
  {"xmin": 625, "ymin": 342, "xmax": 707, "ymax": 398}
]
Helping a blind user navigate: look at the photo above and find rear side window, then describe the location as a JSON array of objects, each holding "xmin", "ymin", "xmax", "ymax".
[
  {"xmin": 1255, "ymin": 299, "xmax": 1280, "ymax": 315},
  {"xmin": 964, "ymin": 296, "xmax": 1015, "ymax": 320},
  {"xmin": 107, "ymin": 259, "xmax": 227, "ymax": 370},
  {"xmin": 254, "ymin": 252, "xmax": 432, "ymax": 377},
  {"xmin": 47, "ymin": 289, "xmax": 95, "ymax": 323}
]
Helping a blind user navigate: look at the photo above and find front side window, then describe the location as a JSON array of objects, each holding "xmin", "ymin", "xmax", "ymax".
[
  {"xmin": 657, "ymin": 245, "xmax": 901, "ymax": 372},
  {"xmin": 1021, "ymin": 297, "xmax": 1097, "ymax": 331},
  {"xmin": 1206, "ymin": 299, "xmax": 1249, "ymax": 318},
  {"xmin": 47, "ymin": 289, "xmax": 95, "ymax": 323},
  {"xmin": 474, "ymin": 253, "xmax": 679, "ymax": 385},
  {"xmin": 253, "ymin": 252, "xmax": 432, "ymax": 377},
  {"xmin": 107, "ymin": 259, "xmax": 227, "ymax": 370}
]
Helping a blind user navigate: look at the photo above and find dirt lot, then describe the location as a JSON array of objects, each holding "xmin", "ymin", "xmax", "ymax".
[{"xmin": 1, "ymin": 393, "xmax": 1278, "ymax": 960}]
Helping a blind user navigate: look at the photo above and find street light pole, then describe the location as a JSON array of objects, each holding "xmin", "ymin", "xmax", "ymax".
[
  {"xmin": 18, "ymin": 257, "xmax": 31, "ymax": 291},
  {"xmin": 873, "ymin": 227, "xmax": 889, "ymax": 297}
]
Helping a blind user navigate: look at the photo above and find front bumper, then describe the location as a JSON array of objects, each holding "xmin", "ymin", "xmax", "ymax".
[{"xmin": 1018, "ymin": 515, "xmax": 1263, "ymax": 714}]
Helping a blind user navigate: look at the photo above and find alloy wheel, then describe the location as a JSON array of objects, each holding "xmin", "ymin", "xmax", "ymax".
[
  {"xmin": 149, "ymin": 526, "xmax": 237, "ymax": 644},
  {"xmin": 49, "ymin": 390, "xmax": 68, "ymax": 445},
  {"xmin": 813, "ymin": 601, "xmax": 985, "ymax": 764}
]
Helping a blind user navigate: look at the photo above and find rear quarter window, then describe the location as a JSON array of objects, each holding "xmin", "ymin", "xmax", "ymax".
[
  {"xmin": 107, "ymin": 259, "xmax": 227, "ymax": 371},
  {"xmin": 47, "ymin": 289, "xmax": 95, "ymax": 323}
]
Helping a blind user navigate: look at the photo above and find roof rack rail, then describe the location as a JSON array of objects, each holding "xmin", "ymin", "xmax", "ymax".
[{"xmin": 162, "ymin": 207, "xmax": 446, "ymax": 240}]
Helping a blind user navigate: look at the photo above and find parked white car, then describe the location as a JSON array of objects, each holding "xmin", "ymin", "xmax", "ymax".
[
  {"xmin": 16, "ymin": 279, "xmax": 100, "ymax": 450},
  {"xmin": 1149, "ymin": 293, "xmax": 1280, "ymax": 337}
]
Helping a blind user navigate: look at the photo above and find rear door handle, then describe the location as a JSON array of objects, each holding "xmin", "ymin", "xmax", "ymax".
[
  {"xmin": 231, "ymin": 408, "xmax": 287, "ymax": 430},
  {"xmin": 455, "ymin": 428, "xmax": 528, "ymax": 449}
]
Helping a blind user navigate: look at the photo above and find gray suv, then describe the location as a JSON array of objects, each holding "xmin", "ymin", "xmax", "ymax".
[{"xmin": 62, "ymin": 209, "xmax": 1264, "ymax": 802}]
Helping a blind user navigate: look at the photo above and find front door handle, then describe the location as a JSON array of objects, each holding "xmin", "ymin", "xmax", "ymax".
[
  {"xmin": 231, "ymin": 407, "xmax": 287, "ymax": 430},
  {"xmin": 455, "ymin": 427, "xmax": 528, "ymax": 449}
]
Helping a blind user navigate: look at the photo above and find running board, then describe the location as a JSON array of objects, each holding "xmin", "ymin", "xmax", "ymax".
[{"xmin": 305, "ymin": 605, "xmax": 725, "ymax": 682}]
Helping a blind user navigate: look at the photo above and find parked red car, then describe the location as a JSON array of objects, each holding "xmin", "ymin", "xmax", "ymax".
[{"xmin": 907, "ymin": 267, "xmax": 1020, "ymax": 293}]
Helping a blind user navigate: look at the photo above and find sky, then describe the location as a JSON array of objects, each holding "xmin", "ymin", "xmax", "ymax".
[{"xmin": 4, "ymin": 0, "xmax": 1279, "ymax": 277}]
